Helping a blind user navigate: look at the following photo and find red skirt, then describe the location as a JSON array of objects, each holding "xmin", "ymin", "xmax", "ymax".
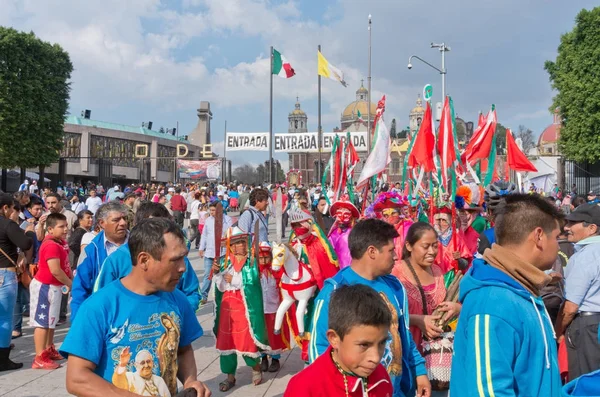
[
  {"xmin": 216, "ymin": 290, "xmax": 259, "ymax": 354},
  {"xmin": 264, "ymin": 313, "xmax": 289, "ymax": 353}
]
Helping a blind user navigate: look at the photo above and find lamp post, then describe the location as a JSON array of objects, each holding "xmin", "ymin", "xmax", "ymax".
[{"xmin": 408, "ymin": 42, "xmax": 450, "ymax": 101}]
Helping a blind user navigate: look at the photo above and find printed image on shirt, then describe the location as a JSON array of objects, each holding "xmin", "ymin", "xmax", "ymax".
[
  {"xmin": 110, "ymin": 313, "xmax": 181, "ymax": 397},
  {"xmin": 379, "ymin": 292, "xmax": 402, "ymax": 376}
]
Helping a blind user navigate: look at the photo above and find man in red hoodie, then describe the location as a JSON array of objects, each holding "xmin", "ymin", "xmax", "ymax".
[
  {"xmin": 170, "ymin": 187, "xmax": 187, "ymax": 228},
  {"xmin": 284, "ymin": 284, "xmax": 393, "ymax": 397}
]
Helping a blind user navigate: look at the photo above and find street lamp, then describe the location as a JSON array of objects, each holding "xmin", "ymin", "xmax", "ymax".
[{"xmin": 408, "ymin": 42, "xmax": 450, "ymax": 101}]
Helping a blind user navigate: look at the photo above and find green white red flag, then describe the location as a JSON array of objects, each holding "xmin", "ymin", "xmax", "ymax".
[
  {"xmin": 272, "ymin": 48, "xmax": 295, "ymax": 78},
  {"xmin": 356, "ymin": 96, "xmax": 390, "ymax": 190}
]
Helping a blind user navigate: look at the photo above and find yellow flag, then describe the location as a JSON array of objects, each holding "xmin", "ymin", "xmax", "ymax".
[{"xmin": 317, "ymin": 51, "xmax": 347, "ymax": 87}]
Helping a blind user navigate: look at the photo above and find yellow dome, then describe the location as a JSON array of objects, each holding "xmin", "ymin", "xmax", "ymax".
[
  {"xmin": 342, "ymin": 100, "xmax": 377, "ymax": 119},
  {"xmin": 291, "ymin": 108, "xmax": 306, "ymax": 115},
  {"xmin": 411, "ymin": 95, "xmax": 425, "ymax": 114}
]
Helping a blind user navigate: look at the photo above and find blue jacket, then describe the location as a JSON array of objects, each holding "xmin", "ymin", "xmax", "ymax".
[
  {"xmin": 93, "ymin": 244, "xmax": 201, "ymax": 312},
  {"xmin": 71, "ymin": 231, "xmax": 110, "ymax": 322},
  {"xmin": 308, "ymin": 267, "xmax": 426, "ymax": 397},
  {"xmin": 450, "ymin": 258, "xmax": 561, "ymax": 397}
]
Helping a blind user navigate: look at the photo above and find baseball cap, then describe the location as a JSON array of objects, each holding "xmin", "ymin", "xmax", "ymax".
[
  {"xmin": 168, "ymin": 187, "xmax": 175, "ymax": 192},
  {"xmin": 588, "ymin": 190, "xmax": 596, "ymax": 196},
  {"xmin": 113, "ymin": 185, "xmax": 120, "ymax": 191},
  {"xmin": 566, "ymin": 203, "xmax": 600, "ymax": 226}
]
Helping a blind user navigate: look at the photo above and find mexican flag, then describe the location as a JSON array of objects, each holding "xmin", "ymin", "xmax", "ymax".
[
  {"xmin": 272, "ymin": 48, "xmax": 295, "ymax": 78},
  {"xmin": 357, "ymin": 110, "xmax": 364, "ymax": 122}
]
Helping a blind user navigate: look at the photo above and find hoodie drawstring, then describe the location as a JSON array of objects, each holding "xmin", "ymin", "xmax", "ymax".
[{"xmin": 530, "ymin": 296, "xmax": 550, "ymax": 369}]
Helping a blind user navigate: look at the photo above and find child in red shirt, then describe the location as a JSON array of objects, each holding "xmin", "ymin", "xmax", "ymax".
[
  {"xmin": 284, "ymin": 284, "xmax": 393, "ymax": 397},
  {"xmin": 29, "ymin": 213, "xmax": 72, "ymax": 369}
]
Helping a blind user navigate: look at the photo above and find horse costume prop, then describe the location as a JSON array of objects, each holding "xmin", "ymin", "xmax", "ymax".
[{"xmin": 271, "ymin": 241, "xmax": 317, "ymax": 337}]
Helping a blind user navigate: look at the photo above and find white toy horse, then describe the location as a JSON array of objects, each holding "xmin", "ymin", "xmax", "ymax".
[{"xmin": 271, "ymin": 242, "xmax": 317, "ymax": 337}]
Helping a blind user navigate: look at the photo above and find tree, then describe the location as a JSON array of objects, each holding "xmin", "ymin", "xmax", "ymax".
[
  {"xmin": 545, "ymin": 7, "xmax": 600, "ymax": 162},
  {"xmin": 0, "ymin": 27, "xmax": 73, "ymax": 170},
  {"xmin": 389, "ymin": 119, "xmax": 397, "ymax": 139},
  {"xmin": 495, "ymin": 123, "xmax": 507, "ymax": 154},
  {"xmin": 516, "ymin": 125, "xmax": 536, "ymax": 155},
  {"xmin": 233, "ymin": 164, "xmax": 259, "ymax": 184}
]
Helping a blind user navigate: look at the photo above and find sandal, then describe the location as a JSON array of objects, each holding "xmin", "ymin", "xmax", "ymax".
[
  {"xmin": 252, "ymin": 369, "xmax": 262, "ymax": 386},
  {"xmin": 219, "ymin": 378, "xmax": 236, "ymax": 392}
]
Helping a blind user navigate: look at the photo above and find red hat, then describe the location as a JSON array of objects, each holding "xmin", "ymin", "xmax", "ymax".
[
  {"xmin": 330, "ymin": 200, "xmax": 360, "ymax": 219},
  {"xmin": 435, "ymin": 206, "xmax": 452, "ymax": 215}
]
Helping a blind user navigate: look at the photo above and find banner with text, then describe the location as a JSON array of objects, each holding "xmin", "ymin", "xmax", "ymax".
[
  {"xmin": 273, "ymin": 131, "xmax": 368, "ymax": 153},
  {"xmin": 177, "ymin": 159, "xmax": 222, "ymax": 180},
  {"xmin": 226, "ymin": 132, "xmax": 269, "ymax": 151}
]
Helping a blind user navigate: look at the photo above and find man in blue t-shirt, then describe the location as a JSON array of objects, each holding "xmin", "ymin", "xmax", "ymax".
[
  {"xmin": 308, "ymin": 219, "xmax": 430, "ymax": 397},
  {"xmin": 61, "ymin": 218, "xmax": 210, "ymax": 397}
]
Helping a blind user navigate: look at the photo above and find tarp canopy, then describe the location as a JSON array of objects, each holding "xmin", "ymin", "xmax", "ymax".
[{"xmin": 8, "ymin": 169, "xmax": 51, "ymax": 183}]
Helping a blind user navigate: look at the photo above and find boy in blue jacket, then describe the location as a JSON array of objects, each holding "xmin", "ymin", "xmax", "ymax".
[
  {"xmin": 451, "ymin": 194, "xmax": 563, "ymax": 397},
  {"xmin": 309, "ymin": 219, "xmax": 430, "ymax": 397}
]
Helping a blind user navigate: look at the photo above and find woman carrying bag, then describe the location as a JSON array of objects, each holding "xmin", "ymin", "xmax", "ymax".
[
  {"xmin": 0, "ymin": 193, "xmax": 34, "ymax": 371},
  {"xmin": 392, "ymin": 222, "xmax": 462, "ymax": 396}
]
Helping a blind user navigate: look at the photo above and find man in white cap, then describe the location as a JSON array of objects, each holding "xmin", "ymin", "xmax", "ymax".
[
  {"xmin": 19, "ymin": 179, "xmax": 29, "ymax": 192},
  {"xmin": 108, "ymin": 186, "xmax": 124, "ymax": 202}
]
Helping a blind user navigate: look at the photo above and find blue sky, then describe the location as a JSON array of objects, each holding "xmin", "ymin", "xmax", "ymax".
[{"xmin": 1, "ymin": 0, "xmax": 597, "ymax": 170}]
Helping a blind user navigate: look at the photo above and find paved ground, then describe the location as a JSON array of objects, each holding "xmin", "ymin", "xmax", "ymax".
[{"xmin": 0, "ymin": 212, "xmax": 302, "ymax": 397}]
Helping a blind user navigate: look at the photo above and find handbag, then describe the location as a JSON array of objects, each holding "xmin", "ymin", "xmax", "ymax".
[
  {"xmin": 405, "ymin": 258, "xmax": 453, "ymax": 391},
  {"xmin": 0, "ymin": 247, "xmax": 36, "ymax": 288}
]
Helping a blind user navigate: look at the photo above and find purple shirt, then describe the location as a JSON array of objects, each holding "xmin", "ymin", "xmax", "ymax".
[{"xmin": 328, "ymin": 226, "xmax": 352, "ymax": 269}]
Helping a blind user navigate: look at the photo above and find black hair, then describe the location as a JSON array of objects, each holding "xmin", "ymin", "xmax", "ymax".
[
  {"xmin": 27, "ymin": 197, "xmax": 44, "ymax": 209},
  {"xmin": 401, "ymin": 222, "xmax": 438, "ymax": 259},
  {"xmin": 249, "ymin": 188, "xmax": 269, "ymax": 206},
  {"xmin": 348, "ymin": 219, "xmax": 399, "ymax": 259},
  {"xmin": 129, "ymin": 218, "xmax": 186, "ymax": 264},
  {"xmin": 328, "ymin": 284, "xmax": 392, "ymax": 340},
  {"xmin": 74, "ymin": 209, "xmax": 93, "ymax": 229},
  {"xmin": 175, "ymin": 187, "xmax": 182, "ymax": 194},
  {"xmin": 135, "ymin": 202, "xmax": 171, "ymax": 225},
  {"xmin": 46, "ymin": 212, "xmax": 67, "ymax": 228},
  {"xmin": 12, "ymin": 200, "xmax": 21, "ymax": 213},
  {"xmin": 495, "ymin": 194, "xmax": 562, "ymax": 246}
]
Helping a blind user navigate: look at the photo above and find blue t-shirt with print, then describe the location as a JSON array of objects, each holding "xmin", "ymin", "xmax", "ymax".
[{"xmin": 60, "ymin": 280, "xmax": 203, "ymax": 397}]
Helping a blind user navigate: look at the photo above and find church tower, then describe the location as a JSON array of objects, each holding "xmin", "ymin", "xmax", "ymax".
[
  {"xmin": 288, "ymin": 98, "xmax": 311, "ymax": 183},
  {"xmin": 288, "ymin": 98, "xmax": 308, "ymax": 133}
]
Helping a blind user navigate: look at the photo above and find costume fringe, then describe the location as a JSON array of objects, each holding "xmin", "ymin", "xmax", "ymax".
[{"xmin": 240, "ymin": 281, "xmax": 272, "ymax": 352}]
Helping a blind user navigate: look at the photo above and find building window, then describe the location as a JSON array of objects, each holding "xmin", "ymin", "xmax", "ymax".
[
  {"xmin": 90, "ymin": 135, "xmax": 145, "ymax": 168},
  {"xmin": 158, "ymin": 145, "xmax": 177, "ymax": 172},
  {"xmin": 295, "ymin": 120, "xmax": 298, "ymax": 129},
  {"xmin": 61, "ymin": 133, "xmax": 81, "ymax": 162},
  {"xmin": 390, "ymin": 160, "xmax": 401, "ymax": 175}
]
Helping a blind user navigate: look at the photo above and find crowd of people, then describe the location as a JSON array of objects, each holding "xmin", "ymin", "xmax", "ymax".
[{"xmin": 0, "ymin": 177, "xmax": 599, "ymax": 396}]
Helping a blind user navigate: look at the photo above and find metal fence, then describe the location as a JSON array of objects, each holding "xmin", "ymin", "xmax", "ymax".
[{"xmin": 564, "ymin": 160, "xmax": 600, "ymax": 194}]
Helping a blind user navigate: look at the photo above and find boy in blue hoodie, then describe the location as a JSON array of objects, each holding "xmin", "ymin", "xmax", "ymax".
[
  {"xmin": 309, "ymin": 219, "xmax": 430, "ymax": 397},
  {"xmin": 451, "ymin": 194, "xmax": 563, "ymax": 397}
]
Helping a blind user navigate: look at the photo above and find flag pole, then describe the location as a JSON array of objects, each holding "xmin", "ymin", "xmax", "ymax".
[
  {"xmin": 269, "ymin": 46, "xmax": 274, "ymax": 183},
  {"xmin": 318, "ymin": 44, "xmax": 322, "ymax": 185},
  {"xmin": 367, "ymin": 14, "xmax": 372, "ymax": 154},
  {"xmin": 223, "ymin": 120, "xmax": 227, "ymax": 183}
]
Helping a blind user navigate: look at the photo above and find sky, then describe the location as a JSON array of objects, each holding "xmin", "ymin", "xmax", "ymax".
[{"xmin": 1, "ymin": 0, "xmax": 597, "ymax": 171}]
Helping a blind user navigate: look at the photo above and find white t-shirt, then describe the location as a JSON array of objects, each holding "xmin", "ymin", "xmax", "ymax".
[
  {"xmin": 190, "ymin": 200, "xmax": 200, "ymax": 220},
  {"xmin": 29, "ymin": 184, "xmax": 39, "ymax": 194},
  {"xmin": 85, "ymin": 196, "xmax": 103, "ymax": 214}
]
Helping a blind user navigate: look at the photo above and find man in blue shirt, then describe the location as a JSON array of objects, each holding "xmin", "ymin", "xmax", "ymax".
[
  {"xmin": 309, "ymin": 219, "xmax": 430, "ymax": 397},
  {"xmin": 237, "ymin": 188, "xmax": 269, "ymax": 243},
  {"xmin": 557, "ymin": 203, "xmax": 600, "ymax": 379},
  {"xmin": 451, "ymin": 194, "xmax": 562, "ymax": 397},
  {"xmin": 93, "ymin": 202, "xmax": 201, "ymax": 311},
  {"xmin": 61, "ymin": 218, "xmax": 210, "ymax": 397}
]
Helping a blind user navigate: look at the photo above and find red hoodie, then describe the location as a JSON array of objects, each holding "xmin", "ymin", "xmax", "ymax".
[{"xmin": 284, "ymin": 346, "xmax": 392, "ymax": 397}]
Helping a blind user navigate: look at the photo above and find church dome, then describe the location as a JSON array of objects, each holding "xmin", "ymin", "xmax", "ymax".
[
  {"xmin": 411, "ymin": 95, "xmax": 425, "ymax": 114},
  {"xmin": 342, "ymin": 101, "xmax": 377, "ymax": 119},
  {"xmin": 289, "ymin": 99, "xmax": 306, "ymax": 117},
  {"xmin": 538, "ymin": 124, "xmax": 559, "ymax": 146}
]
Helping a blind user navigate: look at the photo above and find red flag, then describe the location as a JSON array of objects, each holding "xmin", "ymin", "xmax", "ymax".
[
  {"xmin": 461, "ymin": 108, "xmax": 497, "ymax": 165},
  {"xmin": 408, "ymin": 101, "xmax": 436, "ymax": 172},
  {"xmin": 436, "ymin": 97, "xmax": 456, "ymax": 190},
  {"xmin": 506, "ymin": 128, "xmax": 537, "ymax": 172}
]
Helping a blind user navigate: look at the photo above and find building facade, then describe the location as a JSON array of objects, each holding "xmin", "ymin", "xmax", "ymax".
[{"xmin": 21, "ymin": 102, "xmax": 213, "ymax": 189}]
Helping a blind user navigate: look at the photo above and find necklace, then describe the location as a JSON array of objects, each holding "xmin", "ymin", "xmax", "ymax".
[{"xmin": 330, "ymin": 350, "xmax": 368, "ymax": 396}]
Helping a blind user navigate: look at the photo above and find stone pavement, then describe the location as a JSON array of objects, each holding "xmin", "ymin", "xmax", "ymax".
[{"xmin": 0, "ymin": 212, "xmax": 303, "ymax": 397}]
